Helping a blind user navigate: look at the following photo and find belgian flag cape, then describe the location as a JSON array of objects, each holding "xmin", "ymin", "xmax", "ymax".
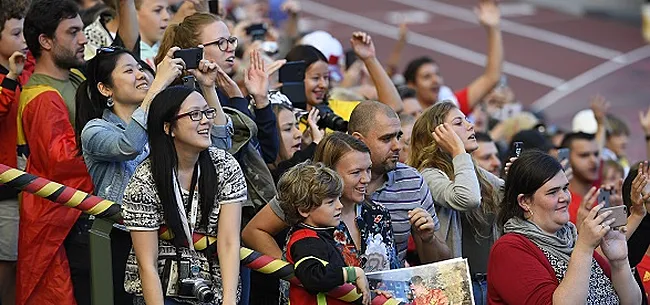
[{"xmin": 15, "ymin": 69, "xmax": 93, "ymax": 305}]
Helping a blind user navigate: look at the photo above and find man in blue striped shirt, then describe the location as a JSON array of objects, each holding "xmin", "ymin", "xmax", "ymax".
[{"xmin": 349, "ymin": 101, "xmax": 451, "ymax": 263}]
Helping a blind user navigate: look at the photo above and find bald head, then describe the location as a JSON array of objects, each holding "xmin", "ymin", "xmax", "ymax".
[{"xmin": 348, "ymin": 101, "xmax": 399, "ymax": 136}]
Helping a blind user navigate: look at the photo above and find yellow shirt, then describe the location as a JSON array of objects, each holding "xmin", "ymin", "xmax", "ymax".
[{"xmin": 299, "ymin": 100, "xmax": 361, "ymax": 132}]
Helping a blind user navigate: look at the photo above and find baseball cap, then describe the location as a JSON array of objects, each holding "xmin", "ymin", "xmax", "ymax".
[
  {"xmin": 300, "ymin": 30, "xmax": 344, "ymax": 82},
  {"xmin": 571, "ymin": 109, "xmax": 598, "ymax": 134}
]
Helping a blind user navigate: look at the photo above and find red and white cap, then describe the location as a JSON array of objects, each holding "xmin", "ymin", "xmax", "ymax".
[{"xmin": 300, "ymin": 30, "xmax": 344, "ymax": 82}]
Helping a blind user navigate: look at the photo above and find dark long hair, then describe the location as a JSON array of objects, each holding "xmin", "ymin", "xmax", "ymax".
[
  {"xmin": 497, "ymin": 150, "xmax": 563, "ymax": 229},
  {"xmin": 74, "ymin": 48, "xmax": 137, "ymax": 154},
  {"xmin": 147, "ymin": 86, "xmax": 218, "ymax": 247}
]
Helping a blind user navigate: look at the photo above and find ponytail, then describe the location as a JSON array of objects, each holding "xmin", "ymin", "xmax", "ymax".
[{"xmin": 75, "ymin": 80, "xmax": 107, "ymax": 155}]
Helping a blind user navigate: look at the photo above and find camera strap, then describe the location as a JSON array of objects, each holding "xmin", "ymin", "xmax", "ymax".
[{"xmin": 172, "ymin": 163, "xmax": 200, "ymax": 252}]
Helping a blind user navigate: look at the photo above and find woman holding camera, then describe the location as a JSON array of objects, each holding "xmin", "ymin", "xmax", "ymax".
[
  {"xmin": 121, "ymin": 79, "xmax": 246, "ymax": 305},
  {"xmin": 284, "ymin": 32, "xmax": 402, "ymax": 132},
  {"xmin": 488, "ymin": 150, "xmax": 641, "ymax": 304}
]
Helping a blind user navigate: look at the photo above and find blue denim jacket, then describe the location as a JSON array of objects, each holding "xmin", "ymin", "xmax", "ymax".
[{"xmin": 81, "ymin": 108, "xmax": 233, "ymax": 204}]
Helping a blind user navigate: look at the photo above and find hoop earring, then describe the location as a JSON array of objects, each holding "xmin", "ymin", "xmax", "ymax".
[{"xmin": 106, "ymin": 97, "xmax": 114, "ymax": 107}]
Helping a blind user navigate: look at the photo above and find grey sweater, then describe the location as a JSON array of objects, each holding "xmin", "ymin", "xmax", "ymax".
[{"xmin": 420, "ymin": 153, "xmax": 504, "ymax": 257}]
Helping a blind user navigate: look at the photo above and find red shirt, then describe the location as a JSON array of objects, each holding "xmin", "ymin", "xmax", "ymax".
[
  {"xmin": 636, "ymin": 254, "xmax": 650, "ymax": 299},
  {"xmin": 568, "ymin": 189, "xmax": 583, "ymax": 225},
  {"xmin": 455, "ymin": 88, "xmax": 471, "ymax": 115},
  {"xmin": 0, "ymin": 54, "xmax": 34, "ymax": 168},
  {"xmin": 488, "ymin": 233, "xmax": 611, "ymax": 305}
]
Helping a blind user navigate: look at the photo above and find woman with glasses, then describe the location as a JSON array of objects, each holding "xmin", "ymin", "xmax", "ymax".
[
  {"xmin": 122, "ymin": 85, "xmax": 246, "ymax": 305},
  {"xmin": 74, "ymin": 45, "xmax": 232, "ymax": 304},
  {"xmin": 155, "ymin": 12, "xmax": 279, "ymax": 164}
]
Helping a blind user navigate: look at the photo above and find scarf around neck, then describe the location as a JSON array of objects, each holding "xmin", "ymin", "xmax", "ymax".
[{"xmin": 503, "ymin": 217, "xmax": 578, "ymax": 263}]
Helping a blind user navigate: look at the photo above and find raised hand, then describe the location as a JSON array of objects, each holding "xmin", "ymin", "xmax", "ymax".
[
  {"xmin": 190, "ymin": 58, "xmax": 219, "ymax": 88},
  {"xmin": 640, "ymin": 106, "xmax": 650, "ymax": 136},
  {"xmin": 408, "ymin": 208, "xmax": 436, "ymax": 242},
  {"xmin": 215, "ymin": 64, "xmax": 243, "ymax": 98},
  {"xmin": 152, "ymin": 46, "xmax": 185, "ymax": 90},
  {"xmin": 576, "ymin": 187, "xmax": 599, "ymax": 231},
  {"xmin": 607, "ymin": 178, "xmax": 624, "ymax": 207},
  {"xmin": 475, "ymin": 0, "xmax": 500, "ymax": 28},
  {"xmin": 630, "ymin": 161, "xmax": 650, "ymax": 217},
  {"xmin": 281, "ymin": 0, "xmax": 301, "ymax": 16},
  {"xmin": 504, "ymin": 157, "xmax": 517, "ymax": 176},
  {"xmin": 398, "ymin": 22, "xmax": 409, "ymax": 43},
  {"xmin": 600, "ymin": 226, "xmax": 629, "ymax": 262},
  {"xmin": 266, "ymin": 59, "xmax": 287, "ymax": 77},
  {"xmin": 350, "ymin": 31, "xmax": 376, "ymax": 61},
  {"xmin": 7, "ymin": 51, "xmax": 26, "ymax": 79},
  {"xmin": 432, "ymin": 123, "xmax": 466, "ymax": 157},
  {"xmin": 576, "ymin": 203, "xmax": 615, "ymax": 250},
  {"xmin": 306, "ymin": 107, "xmax": 324, "ymax": 144},
  {"xmin": 244, "ymin": 49, "xmax": 270, "ymax": 108},
  {"xmin": 590, "ymin": 95, "xmax": 610, "ymax": 125}
]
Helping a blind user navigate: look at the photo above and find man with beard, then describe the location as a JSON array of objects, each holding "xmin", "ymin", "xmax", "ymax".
[
  {"xmin": 348, "ymin": 101, "xmax": 451, "ymax": 263},
  {"xmin": 242, "ymin": 101, "xmax": 451, "ymax": 265},
  {"xmin": 16, "ymin": 0, "xmax": 93, "ymax": 304},
  {"xmin": 560, "ymin": 132, "xmax": 601, "ymax": 224}
]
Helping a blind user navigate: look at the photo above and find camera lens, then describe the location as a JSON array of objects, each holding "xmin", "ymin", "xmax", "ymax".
[
  {"xmin": 315, "ymin": 105, "xmax": 348, "ymax": 132},
  {"xmin": 194, "ymin": 281, "xmax": 215, "ymax": 302}
]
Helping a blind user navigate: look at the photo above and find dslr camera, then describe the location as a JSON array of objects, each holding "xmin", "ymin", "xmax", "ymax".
[
  {"xmin": 177, "ymin": 259, "xmax": 215, "ymax": 302},
  {"xmin": 311, "ymin": 104, "xmax": 348, "ymax": 132}
]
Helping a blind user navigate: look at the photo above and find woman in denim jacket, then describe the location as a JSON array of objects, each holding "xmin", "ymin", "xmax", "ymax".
[{"xmin": 73, "ymin": 46, "xmax": 233, "ymax": 304}]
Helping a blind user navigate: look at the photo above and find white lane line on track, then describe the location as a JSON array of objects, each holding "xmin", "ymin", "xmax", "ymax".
[
  {"xmin": 532, "ymin": 44, "xmax": 650, "ymax": 111},
  {"xmin": 301, "ymin": 0, "xmax": 566, "ymax": 88},
  {"xmin": 387, "ymin": 0, "xmax": 624, "ymax": 61}
]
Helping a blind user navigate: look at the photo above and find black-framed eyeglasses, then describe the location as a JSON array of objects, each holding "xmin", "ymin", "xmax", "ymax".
[
  {"xmin": 174, "ymin": 108, "xmax": 217, "ymax": 121},
  {"xmin": 203, "ymin": 36, "xmax": 238, "ymax": 52}
]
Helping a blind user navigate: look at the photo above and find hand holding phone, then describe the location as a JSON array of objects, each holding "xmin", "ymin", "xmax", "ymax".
[
  {"xmin": 512, "ymin": 142, "xmax": 523, "ymax": 158},
  {"xmin": 174, "ymin": 47, "xmax": 203, "ymax": 70},
  {"xmin": 595, "ymin": 188, "xmax": 626, "ymax": 228}
]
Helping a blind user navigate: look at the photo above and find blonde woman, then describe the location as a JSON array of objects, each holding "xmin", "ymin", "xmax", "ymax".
[{"xmin": 408, "ymin": 101, "xmax": 504, "ymax": 305}]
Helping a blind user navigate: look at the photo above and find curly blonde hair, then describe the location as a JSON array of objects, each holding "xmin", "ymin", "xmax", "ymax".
[
  {"xmin": 408, "ymin": 101, "xmax": 499, "ymax": 238},
  {"xmin": 276, "ymin": 161, "xmax": 343, "ymax": 225}
]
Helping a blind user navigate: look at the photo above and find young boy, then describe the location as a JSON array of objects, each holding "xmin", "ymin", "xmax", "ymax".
[
  {"xmin": 277, "ymin": 162, "xmax": 371, "ymax": 305},
  {"xmin": 0, "ymin": 1, "xmax": 33, "ymax": 304}
]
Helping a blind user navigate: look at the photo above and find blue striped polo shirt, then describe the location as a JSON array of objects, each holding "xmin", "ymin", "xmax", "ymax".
[{"xmin": 370, "ymin": 162, "xmax": 440, "ymax": 262}]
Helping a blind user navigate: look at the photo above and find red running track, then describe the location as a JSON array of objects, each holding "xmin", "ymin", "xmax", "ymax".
[{"xmin": 300, "ymin": 0, "xmax": 650, "ymax": 161}]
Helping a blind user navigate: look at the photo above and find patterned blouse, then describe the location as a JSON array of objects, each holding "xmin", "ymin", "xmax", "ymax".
[
  {"xmin": 540, "ymin": 248, "xmax": 620, "ymax": 304},
  {"xmin": 122, "ymin": 148, "xmax": 247, "ymax": 305},
  {"xmin": 288, "ymin": 199, "xmax": 401, "ymax": 272}
]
